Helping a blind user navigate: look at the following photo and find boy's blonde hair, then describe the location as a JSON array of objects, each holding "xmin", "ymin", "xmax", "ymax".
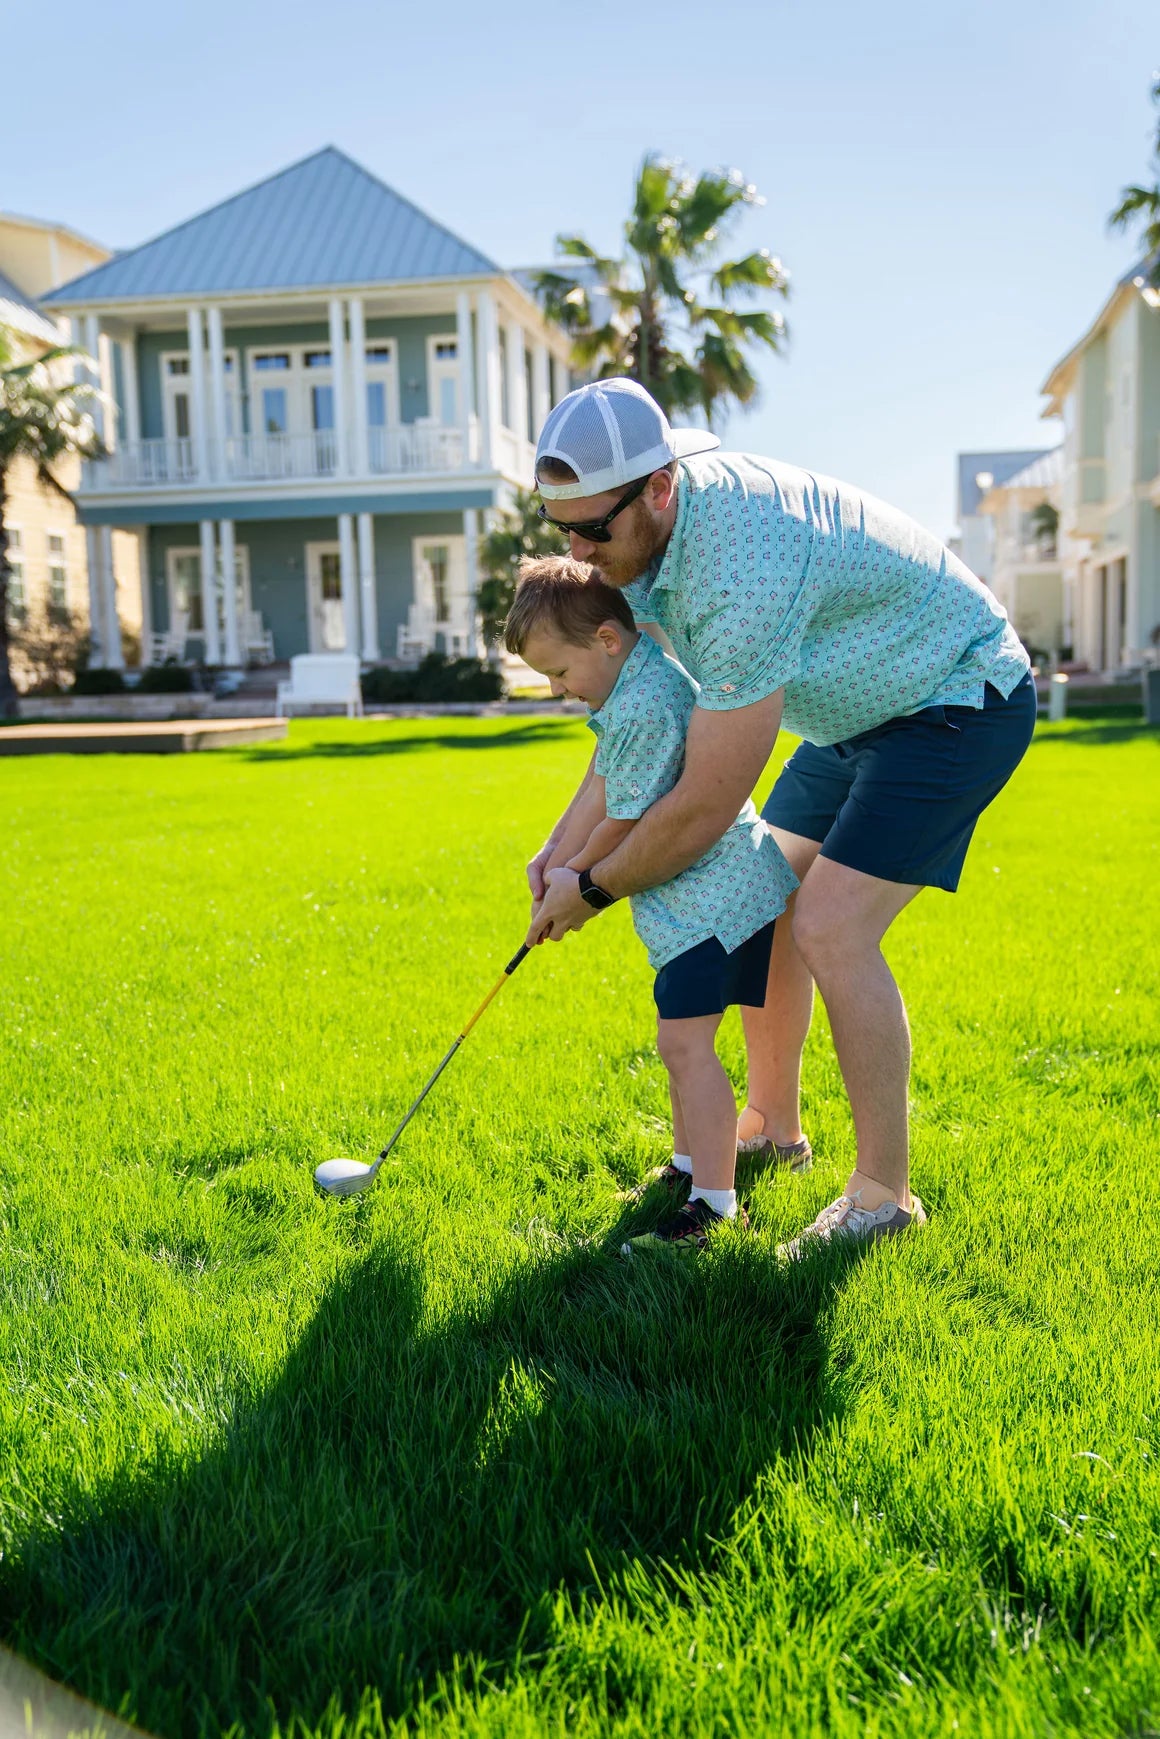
[{"xmin": 502, "ymin": 555, "xmax": 636, "ymax": 656}]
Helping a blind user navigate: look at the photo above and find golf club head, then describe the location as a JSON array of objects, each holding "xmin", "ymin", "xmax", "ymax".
[{"xmin": 314, "ymin": 1157, "xmax": 378, "ymax": 1197}]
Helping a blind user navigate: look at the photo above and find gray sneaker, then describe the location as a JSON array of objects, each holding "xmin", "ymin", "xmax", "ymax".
[
  {"xmin": 779, "ymin": 1193, "xmax": 926, "ymax": 1260},
  {"xmin": 736, "ymin": 1131, "xmax": 813, "ymax": 1174}
]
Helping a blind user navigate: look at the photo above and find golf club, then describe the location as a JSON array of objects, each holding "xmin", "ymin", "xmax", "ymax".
[{"xmin": 313, "ymin": 943, "xmax": 531, "ymax": 1196}]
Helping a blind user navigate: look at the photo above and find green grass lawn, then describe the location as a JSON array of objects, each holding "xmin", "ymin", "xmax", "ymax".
[{"xmin": 0, "ymin": 716, "xmax": 1157, "ymax": 1738}]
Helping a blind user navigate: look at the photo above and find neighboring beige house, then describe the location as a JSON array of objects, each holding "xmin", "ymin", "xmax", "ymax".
[
  {"xmin": 1040, "ymin": 264, "xmax": 1160, "ymax": 672},
  {"xmin": 1, "ymin": 211, "xmax": 141, "ymax": 683},
  {"xmin": 978, "ymin": 447, "xmax": 1068, "ymax": 660}
]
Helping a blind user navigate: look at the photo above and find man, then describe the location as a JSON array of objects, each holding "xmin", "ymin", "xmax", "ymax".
[{"xmin": 525, "ymin": 378, "xmax": 1036, "ymax": 1252}]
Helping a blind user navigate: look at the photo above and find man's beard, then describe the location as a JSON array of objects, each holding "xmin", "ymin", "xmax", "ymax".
[{"xmin": 592, "ymin": 500, "xmax": 668, "ymax": 588}]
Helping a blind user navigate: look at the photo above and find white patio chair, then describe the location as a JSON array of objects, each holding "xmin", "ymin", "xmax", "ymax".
[
  {"xmin": 147, "ymin": 608, "xmax": 189, "ymax": 665},
  {"xmin": 244, "ymin": 609, "xmax": 275, "ymax": 666},
  {"xmin": 276, "ymin": 653, "xmax": 363, "ymax": 718},
  {"xmin": 397, "ymin": 604, "xmax": 436, "ymax": 662}
]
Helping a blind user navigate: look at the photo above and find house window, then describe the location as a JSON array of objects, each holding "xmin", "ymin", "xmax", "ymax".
[
  {"xmin": 167, "ymin": 357, "xmax": 190, "ymax": 377},
  {"xmin": 427, "ymin": 335, "xmax": 459, "ymax": 427},
  {"xmin": 304, "ymin": 350, "xmax": 332, "ymax": 368},
  {"xmin": 47, "ymin": 533, "xmax": 69, "ymax": 617},
  {"xmin": 429, "ymin": 545, "xmax": 450, "ymax": 622},
  {"xmin": 170, "ymin": 551, "xmax": 204, "ymax": 633},
  {"xmin": 5, "ymin": 526, "xmax": 26, "ymax": 621},
  {"xmin": 252, "ymin": 353, "xmax": 291, "ymax": 371},
  {"xmin": 365, "ymin": 341, "xmax": 399, "ymax": 432}
]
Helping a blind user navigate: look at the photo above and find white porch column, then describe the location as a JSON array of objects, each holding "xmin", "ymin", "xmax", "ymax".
[
  {"xmin": 121, "ymin": 334, "xmax": 141, "ymax": 448},
  {"xmin": 476, "ymin": 290, "xmax": 502, "ymax": 471},
  {"xmin": 456, "ymin": 291, "xmax": 476, "ymax": 466},
  {"xmin": 551, "ymin": 355, "xmax": 569, "ymax": 407},
  {"xmin": 97, "ymin": 334, "xmax": 117, "ymax": 452},
  {"xmin": 199, "ymin": 519, "xmax": 222, "ymax": 665},
  {"xmin": 338, "ymin": 513, "xmax": 359, "ymax": 654},
  {"xmin": 131, "ymin": 527, "xmax": 151, "ymax": 650},
  {"xmin": 187, "ymin": 308, "xmax": 209, "ymax": 481},
  {"xmin": 100, "ymin": 526, "xmax": 124, "ymax": 669},
  {"xmin": 82, "ymin": 315, "xmax": 105, "ymax": 446},
  {"xmin": 505, "ymin": 320, "xmax": 528, "ymax": 443},
  {"xmin": 463, "ymin": 508, "xmax": 482, "ymax": 656},
  {"xmin": 348, "ymin": 297, "xmax": 368, "ymax": 476},
  {"xmin": 220, "ymin": 518, "xmax": 241, "ymax": 666},
  {"xmin": 84, "ymin": 526, "xmax": 107, "ymax": 667},
  {"xmin": 357, "ymin": 512, "xmax": 379, "ymax": 660},
  {"xmin": 531, "ymin": 343, "xmax": 551, "ymax": 443},
  {"xmin": 328, "ymin": 299, "xmax": 351, "ymax": 476},
  {"xmin": 206, "ymin": 305, "xmax": 228, "ymax": 482}
]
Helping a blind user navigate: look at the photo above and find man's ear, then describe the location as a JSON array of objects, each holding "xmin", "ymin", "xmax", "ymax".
[{"xmin": 648, "ymin": 467, "xmax": 677, "ymax": 511}]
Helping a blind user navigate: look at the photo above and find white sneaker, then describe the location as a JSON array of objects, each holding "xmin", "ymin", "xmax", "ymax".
[{"xmin": 779, "ymin": 1193, "xmax": 926, "ymax": 1260}]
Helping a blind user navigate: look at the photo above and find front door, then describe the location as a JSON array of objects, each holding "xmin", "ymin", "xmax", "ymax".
[{"xmin": 306, "ymin": 541, "xmax": 347, "ymax": 652}]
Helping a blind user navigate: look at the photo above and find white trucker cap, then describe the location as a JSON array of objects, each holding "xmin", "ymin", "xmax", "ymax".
[{"xmin": 534, "ymin": 378, "xmax": 720, "ymax": 500}]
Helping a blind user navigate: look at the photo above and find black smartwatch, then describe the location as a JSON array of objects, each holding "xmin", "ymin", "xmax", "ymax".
[{"xmin": 578, "ymin": 868, "xmax": 618, "ymax": 911}]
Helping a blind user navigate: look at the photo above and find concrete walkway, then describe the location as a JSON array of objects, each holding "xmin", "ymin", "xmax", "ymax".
[{"xmin": 0, "ymin": 719, "xmax": 287, "ymax": 755}]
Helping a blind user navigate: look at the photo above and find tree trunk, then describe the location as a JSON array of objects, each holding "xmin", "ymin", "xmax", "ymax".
[{"xmin": 0, "ymin": 469, "xmax": 18, "ymax": 720}]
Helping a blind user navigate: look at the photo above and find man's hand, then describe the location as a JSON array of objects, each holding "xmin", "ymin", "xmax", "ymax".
[
  {"xmin": 527, "ymin": 840, "xmax": 556, "ymax": 903},
  {"xmin": 525, "ymin": 866, "xmax": 594, "ymax": 946}
]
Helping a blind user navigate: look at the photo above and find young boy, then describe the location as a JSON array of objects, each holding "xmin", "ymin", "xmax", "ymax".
[{"xmin": 504, "ymin": 556, "xmax": 803, "ymax": 1253}]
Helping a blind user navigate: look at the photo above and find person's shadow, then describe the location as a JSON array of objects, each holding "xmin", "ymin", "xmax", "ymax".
[{"xmin": 2, "ymin": 1226, "xmax": 854, "ymax": 1737}]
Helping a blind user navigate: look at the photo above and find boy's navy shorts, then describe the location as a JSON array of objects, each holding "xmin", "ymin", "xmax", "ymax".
[
  {"xmin": 762, "ymin": 673, "xmax": 1037, "ymax": 893},
  {"xmin": 653, "ymin": 920, "xmax": 776, "ymax": 1020}
]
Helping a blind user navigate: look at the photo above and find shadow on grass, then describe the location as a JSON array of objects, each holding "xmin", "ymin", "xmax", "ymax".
[
  {"xmin": 1034, "ymin": 719, "xmax": 1156, "ymax": 747},
  {"xmin": 0, "ymin": 1231, "xmax": 855, "ymax": 1737},
  {"xmin": 241, "ymin": 720, "xmax": 583, "ymax": 763}
]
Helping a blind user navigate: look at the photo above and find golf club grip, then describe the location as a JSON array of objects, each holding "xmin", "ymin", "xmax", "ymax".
[{"xmin": 504, "ymin": 943, "xmax": 530, "ymax": 975}]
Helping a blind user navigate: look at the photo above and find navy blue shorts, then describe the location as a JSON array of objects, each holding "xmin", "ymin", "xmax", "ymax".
[
  {"xmin": 653, "ymin": 920, "xmax": 776, "ymax": 1021},
  {"xmin": 762, "ymin": 674, "xmax": 1037, "ymax": 893}
]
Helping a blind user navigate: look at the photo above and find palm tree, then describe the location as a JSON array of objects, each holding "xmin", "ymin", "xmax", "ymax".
[
  {"xmin": 0, "ymin": 328, "xmax": 102, "ymax": 717},
  {"xmin": 1110, "ymin": 75, "xmax": 1160, "ymax": 283},
  {"xmin": 536, "ymin": 155, "xmax": 789, "ymax": 429}
]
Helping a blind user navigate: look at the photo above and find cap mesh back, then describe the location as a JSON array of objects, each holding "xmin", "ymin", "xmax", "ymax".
[
  {"xmin": 615, "ymin": 393, "xmax": 665, "ymax": 469},
  {"xmin": 544, "ymin": 395, "xmax": 616, "ymax": 474}
]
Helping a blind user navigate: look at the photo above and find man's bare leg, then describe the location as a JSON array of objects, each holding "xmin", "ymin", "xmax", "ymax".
[
  {"xmin": 739, "ymin": 830, "xmax": 822, "ymax": 1148},
  {"xmin": 790, "ymin": 856, "xmax": 920, "ymax": 1207}
]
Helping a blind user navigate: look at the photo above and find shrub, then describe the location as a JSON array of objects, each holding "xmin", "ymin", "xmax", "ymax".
[
  {"xmin": 138, "ymin": 664, "xmax": 195, "ymax": 693},
  {"xmin": 72, "ymin": 668, "xmax": 127, "ymax": 695},
  {"xmin": 361, "ymin": 653, "xmax": 503, "ymax": 705}
]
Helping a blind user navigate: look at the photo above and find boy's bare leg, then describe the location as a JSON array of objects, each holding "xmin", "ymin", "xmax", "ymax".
[
  {"xmin": 656, "ymin": 1014, "xmax": 736, "ymax": 1191},
  {"xmin": 669, "ymin": 1079, "xmax": 689, "ymax": 1158},
  {"xmin": 738, "ymin": 831, "xmax": 823, "ymax": 1146}
]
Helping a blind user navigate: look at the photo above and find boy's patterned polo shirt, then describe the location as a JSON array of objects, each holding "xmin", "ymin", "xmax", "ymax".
[
  {"xmin": 586, "ymin": 633, "xmax": 798, "ymax": 971},
  {"xmin": 622, "ymin": 453, "xmax": 1031, "ymax": 747}
]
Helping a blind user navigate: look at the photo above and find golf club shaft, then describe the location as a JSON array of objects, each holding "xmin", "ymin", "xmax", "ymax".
[{"xmin": 376, "ymin": 944, "xmax": 530, "ymax": 1164}]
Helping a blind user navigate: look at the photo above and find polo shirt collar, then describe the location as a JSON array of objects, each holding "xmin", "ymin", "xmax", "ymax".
[{"xmin": 588, "ymin": 631, "xmax": 657, "ymax": 728}]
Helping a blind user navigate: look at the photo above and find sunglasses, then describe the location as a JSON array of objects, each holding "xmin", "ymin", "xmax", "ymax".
[{"xmin": 535, "ymin": 474, "xmax": 650, "ymax": 544}]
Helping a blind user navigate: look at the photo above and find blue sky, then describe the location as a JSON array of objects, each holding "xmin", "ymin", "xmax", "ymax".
[{"xmin": 6, "ymin": 0, "xmax": 1156, "ymax": 538}]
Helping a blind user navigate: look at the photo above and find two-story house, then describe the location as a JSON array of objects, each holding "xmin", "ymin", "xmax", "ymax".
[
  {"xmin": 977, "ymin": 448, "xmax": 1068, "ymax": 661},
  {"xmin": 1039, "ymin": 263, "xmax": 1160, "ymax": 672},
  {"xmin": 2, "ymin": 210, "xmax": 142, "ymax": 681},
  {"xmin": 41, "ymin": 148, "xmax": 574, "ymax": 670}
]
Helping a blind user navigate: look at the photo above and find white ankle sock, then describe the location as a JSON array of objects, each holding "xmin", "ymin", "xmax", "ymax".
[
  {"xmin": 689, "ymin": 1185, "xmax": 737, "ymax": 1219},
  {"xmin": 671, "ymin": 1152, "xmax": 693, "ymax": 1175}
]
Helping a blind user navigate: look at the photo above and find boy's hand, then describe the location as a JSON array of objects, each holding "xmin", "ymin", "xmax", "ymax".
[{"xmin": 525, "ymin": 866, "xmax": 593, "ymax": 947}]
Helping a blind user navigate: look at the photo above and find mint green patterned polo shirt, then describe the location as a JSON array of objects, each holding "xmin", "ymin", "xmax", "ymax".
[
  {"xmin": 622, "ymin": 454, "xmax": 1031, "ymax": 747},
  {"xmin": 586, "ymin": 633, "xmax": 798, "ymax": 971}
]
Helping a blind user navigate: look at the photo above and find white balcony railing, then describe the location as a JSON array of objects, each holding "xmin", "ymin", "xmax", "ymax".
[{"xmin": 79, "ymin": 414, "xmax": 537, "ymax": 491}]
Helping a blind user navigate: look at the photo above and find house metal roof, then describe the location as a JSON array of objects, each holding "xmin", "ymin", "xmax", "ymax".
[
  {"xmin": 43, "ymin": 147, "xmax": 501, "ymax": 307},
  {"xmin": 957, "ymin": 449, "xmax": 1053, "ymax": 520},
  {"xmin": 0, "ymin": 268, "xmax": 60, "ymax": 344},
  {"xmin": 999, "ymin": 447, "xmax": 1062, "ymax": 493}
]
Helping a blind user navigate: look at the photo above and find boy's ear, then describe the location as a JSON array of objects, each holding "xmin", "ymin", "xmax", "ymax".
[{"xmin": 596, "ymin": 621, "xmax": 624, "ymax": 654}]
